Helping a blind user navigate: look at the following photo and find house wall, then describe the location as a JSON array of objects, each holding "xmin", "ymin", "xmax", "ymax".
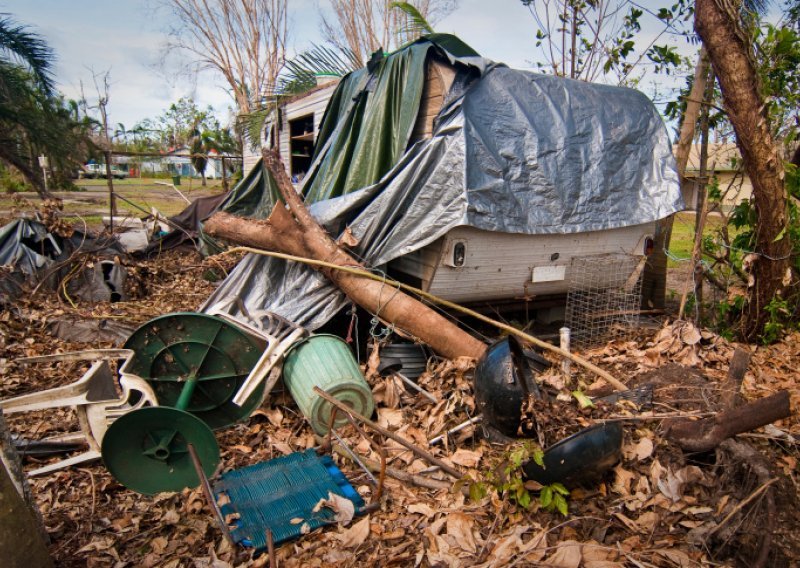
[
  {"xmin": 678, "ymin": 143, "xmax": 753, "ymax": 212},
  {"xmin": 241, "ymin": 80, "xmax": 339, "ymax": 179},
  {"xmin": 391, "ymin": 223, "xmax": 654, "ymax": 304},
  {"xmin": 682, "ymin": 171, "xmax": 753, "ymax": 211}
]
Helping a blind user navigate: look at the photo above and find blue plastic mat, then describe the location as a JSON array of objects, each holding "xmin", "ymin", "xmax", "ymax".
[{"xmin": 214, "ymin": 449, "xmax": 365, "ymax": 551}]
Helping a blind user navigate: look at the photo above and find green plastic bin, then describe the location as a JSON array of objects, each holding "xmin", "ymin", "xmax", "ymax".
[
  {"xmin": 172, "ymin": 174, "xmax": 181, "ymax": 186},
  {"xmin": 283, "ymin": 335, "xmax": 374, "ymax": 435}
]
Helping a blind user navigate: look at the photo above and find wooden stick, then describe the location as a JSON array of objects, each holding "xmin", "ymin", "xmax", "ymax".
[
  {"xmin": 678, "ymin": 172, "xmax": 712, "ymax": 319},
  {"xmin": 220, "ymin": 246, "xmax": 628, "ymax": 391},
  {"xmin": 187, "ymin": 443, "xmax": 235, "ymax": 549},
  {"xmin": 313, "ymin": 387, "xmax": 464, "ymax": 479},
  {"xmin": 719, "ymin": 348, "xmax": 750, "ymax": 409},
  {"xmin": 331, "ymin": 445, "xmax": 455, "ymax": 492},
  {"xmin": 707, "ymin": 478, "xmax": 778, "ymax": 538},
  {"xmin": 266, "ymin": 528, "xmax": 277, "ymax": 568}
]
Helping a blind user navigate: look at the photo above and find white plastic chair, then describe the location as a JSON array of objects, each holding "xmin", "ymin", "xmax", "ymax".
[
  {"xmin": 205, "ymin": 305, "xmax": 307, "ymax": 407},
  {"xmin": 0, "ymin": 349, "xmax": 158, "ymax": 476}
]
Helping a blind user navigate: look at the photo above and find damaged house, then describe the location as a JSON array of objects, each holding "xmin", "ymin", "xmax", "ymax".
[{"xmin": 203, "ymin": 34, "xmax": 683, "ymax": 331}]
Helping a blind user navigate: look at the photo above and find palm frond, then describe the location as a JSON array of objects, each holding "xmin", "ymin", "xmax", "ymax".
[
  {"xmin": 0, "ymin": 14, "xmax": 54, "ymax": 95},
  {"xmin": 390, "ymin": 1, "xmax": 435, "ymax": 42},
  {"xmin": 742, "ymin": 0, "xmax": 771, "ymax": 14},
  {"xmin": 274, "ymin": 43, "xmax": 359, "ymax": 96}
]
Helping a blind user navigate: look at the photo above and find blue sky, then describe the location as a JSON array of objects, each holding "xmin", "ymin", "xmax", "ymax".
[{"xmin": 3, "ymin": 1, "xmax": 730, "ymax": 127}]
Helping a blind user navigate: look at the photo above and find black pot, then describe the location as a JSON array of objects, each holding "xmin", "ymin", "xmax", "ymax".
[
  {"xmin": 522, "ymin": 422, "xmax": 623, "ymax": 485},
  {"xmin": 474, "ymin": 336, "xmax": 546, "ymax": 438}
]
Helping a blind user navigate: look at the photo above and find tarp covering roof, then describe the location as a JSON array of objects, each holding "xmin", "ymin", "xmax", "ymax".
[{"xmin": 202, "ymin": 34, "xmax": 683, "ymax": 328}]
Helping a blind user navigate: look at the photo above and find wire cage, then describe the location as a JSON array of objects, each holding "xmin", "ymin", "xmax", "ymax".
[{"xmin": 565, "ymin": 254, "xmax": 644, "ymax": 350}]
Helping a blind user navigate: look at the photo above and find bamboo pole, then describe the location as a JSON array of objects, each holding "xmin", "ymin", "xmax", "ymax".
[{"xmin": 218, "ymin": 247, "xmax": 628, "ymax": 391}]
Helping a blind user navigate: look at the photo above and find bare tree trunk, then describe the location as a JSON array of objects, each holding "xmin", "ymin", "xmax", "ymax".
[
  {"xmin": 104, "ymin": 150, "xmax": 117, "ymax": 223},
  {"xmin": 641, "ymin": 48, "xmax": 710, "ymax": 309},
  {"xmin": 205, "ymin": 149, "xmax": 486, "ymax": 360},
  {"xmin": 687, "ymin": 68, "xmax": 715, "ymax": 321},
  {"xmin": 695, "ymin": 0, "xmax": 792, "ymax": 340},
  {"xmin": 675, "ymin": 48, "xmax": 710, "ymax": 177},
  {"xmin": 164, "ymin": 0, "xmax": 288, "ymax": 114},
  {"xmin": 221, "ymin": 157, "xmax": 229, "ymax": 191}
]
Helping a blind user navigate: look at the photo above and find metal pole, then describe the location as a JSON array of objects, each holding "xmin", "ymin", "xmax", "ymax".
[
  {"xmin": 559, "ymin": 327, "xmax": 571, "ymax": 377},
  {"xmin": 313, "ymin": 386, "xmax": 464, "ymax": 479},
  {"xmin": 187, "ymin": 443, "xmax": 235, "ymax": 548}
]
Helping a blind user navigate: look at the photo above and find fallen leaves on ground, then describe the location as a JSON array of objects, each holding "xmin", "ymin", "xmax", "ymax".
[{"xmin": 1, "ymin": 250, "xmax": 798, "ymax": 567}]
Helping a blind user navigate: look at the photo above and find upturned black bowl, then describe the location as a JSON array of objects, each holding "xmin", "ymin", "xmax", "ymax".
[
  {"xmin": 522, "ymin": 422, "xmax": 623, "ymax": 485},
  {"xmin": 474, "ymin": 336, "xmax": 546, "ymax": 438}
]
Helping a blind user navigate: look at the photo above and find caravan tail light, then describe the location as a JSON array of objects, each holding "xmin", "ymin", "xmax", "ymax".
[{"xmin": 644, "ymin": 236, "xmax": 655, "ymax": 256}]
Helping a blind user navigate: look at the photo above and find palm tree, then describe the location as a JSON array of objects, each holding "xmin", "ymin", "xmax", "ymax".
[
  {"xmin": 189, "ymin": 123, "xmax": 208, "ymax": 186},
  {"xmin": 0, "ymin": 14, "xmax": 91, "ymax": 195}
]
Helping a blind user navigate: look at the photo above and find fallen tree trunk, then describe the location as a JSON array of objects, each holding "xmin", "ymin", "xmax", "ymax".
[
  {"xmin": 666, "ymin": 390, "xmax": 791, "ymax": 452},
  {"xmin": 205, "ymin": 149, "xmax": 486, "ymax": 361}
]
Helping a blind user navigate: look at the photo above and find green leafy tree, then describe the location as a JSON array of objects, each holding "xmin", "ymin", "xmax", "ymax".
[
  {"xmin": 157, "ymin": 97, "xmax": 218, "ymax": 149},
  {"xmin": 189, "ymin": 122, "xmax": 240, "ymax": 186},
  {"xmin": 521, "ymin": 0, "xmax": 693, "ymax": 84}
]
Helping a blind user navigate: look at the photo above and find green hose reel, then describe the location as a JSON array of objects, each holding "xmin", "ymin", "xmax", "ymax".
[{"xmin": 102, "ymin": 313, "xmax": 266, "ymax": 495}]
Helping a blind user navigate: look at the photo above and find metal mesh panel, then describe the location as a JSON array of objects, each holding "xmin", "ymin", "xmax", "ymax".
[{"xmin": 565, "ymin": 254, "xmax": 644, "ymax": 350}]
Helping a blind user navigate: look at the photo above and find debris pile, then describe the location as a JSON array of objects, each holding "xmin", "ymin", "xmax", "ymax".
[{"xmin": 0, "ymin": 248, "xmax": 797, "ymax": 567}]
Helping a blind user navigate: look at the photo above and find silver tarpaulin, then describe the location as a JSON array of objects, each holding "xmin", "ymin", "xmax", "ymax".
[{"xmin": 204, "ymin": 61, "xmax": 683, "ymax": 328}]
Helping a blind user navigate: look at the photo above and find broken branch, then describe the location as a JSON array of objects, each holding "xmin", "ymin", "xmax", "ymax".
[
  {"xmin": 313, "ymin": 386, "xmax": 465, "ymax": 480},
  {"xmin": 665, "ymin": 390, "xmax": 791, "ymax": 452},
  {"xmin": 204, "ymin": 150, "xmax": 486, "ymax": 361},
  {"xmin": 330, "ymin": 444, "xmax": 455, "ymax": 493},
  {"xmin": 217, "ymin": 245, "xmax": 629, "ymax": 391}
]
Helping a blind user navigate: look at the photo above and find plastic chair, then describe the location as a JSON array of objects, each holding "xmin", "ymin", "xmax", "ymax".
[
  {"xmin": 0, "ymin": 349, "xmax": 158, "ymax": 476},
  {"xmin": 205, "ymin": 305, "xmax": 307, "ymax": 406}
]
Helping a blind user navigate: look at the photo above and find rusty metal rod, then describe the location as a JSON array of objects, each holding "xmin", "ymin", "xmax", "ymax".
[
  {"xmin": 313, "ymin": 387, "xmax": 464, "ymax": 480},
  {"xmin": 187, "ymin": 443, "xmax": 235, "ymax": 549},
  {"xmin": 266, "ymin": 528, "xmax": 277, "ymax": 568}
]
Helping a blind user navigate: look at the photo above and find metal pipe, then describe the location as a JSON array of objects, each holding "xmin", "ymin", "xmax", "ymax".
[
  {"xmin": 559, "ymin": 327, "xmax": 571, "ymax": 377},
  {"xmin": 391, "ymin": 371, "xmax": 438, "ymax": 404},
  {"xmin": 429, "ymin": 416, "xmax": 483, "ymax": 446},
  {"xmin": 187, "ymin": 443, "xmax": 235, "ymax": 548}
]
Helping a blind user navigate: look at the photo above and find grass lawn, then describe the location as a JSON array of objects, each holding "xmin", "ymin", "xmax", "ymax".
[
  {"xmin": 667, "ymin": 212, "xmax": 729, "ymax": 267},
  {"xmin": 74, "ymin": 177, "xmax": 226, "ymax": 193},
  {"xmin": 0, "ymin": 177, "xmax": 229, "ymax": 225}
]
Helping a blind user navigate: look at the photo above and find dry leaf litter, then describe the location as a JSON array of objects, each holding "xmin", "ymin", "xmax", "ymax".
[{"xmin": 0, "ymin": 249, "xmax": 798, "ymax": 567}]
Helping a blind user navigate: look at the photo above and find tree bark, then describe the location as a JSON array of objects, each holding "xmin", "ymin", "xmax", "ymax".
[
  {"xmin": 641, "ymin": 48, "xmax": 710, "ymax": 309},
  {"xmin": 205, "ymin": 149, "xmax": 487, "ymax": 361},
  {"xmin": 695, "ymin": 0, "xmax": 793, "ymax": 340},
  {"xmin": 665, "ymin": 389, "xmax": 790, "ymax": 452}
]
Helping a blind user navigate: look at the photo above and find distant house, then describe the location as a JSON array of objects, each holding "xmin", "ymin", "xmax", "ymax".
[
  {"xmin": 679, "ymin": 143, "xmax": 752, "ymax": 211},
  {"xmin": 138, "ymin": 147, "xmax": 228, "ymax": 179}
]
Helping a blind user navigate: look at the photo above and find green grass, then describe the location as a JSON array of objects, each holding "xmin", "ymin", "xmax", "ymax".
[
  {"xmin": 667, "ymin": 212, "xmax": 729, "ymax": 268},
  {"xmin": 0, "ymin": 177, "xmax": 228, "ymax": 226},
  {"xmin": 74, "ymin": 177, "xmax": 225, "ymax": 193}
]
